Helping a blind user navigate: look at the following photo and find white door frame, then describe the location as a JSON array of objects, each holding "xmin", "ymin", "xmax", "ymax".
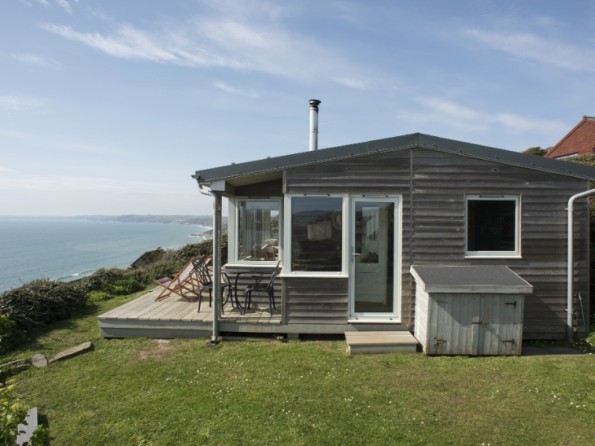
[{"xmin": 348, "ymin": 195, "xmax": 402, "ymax": 322}]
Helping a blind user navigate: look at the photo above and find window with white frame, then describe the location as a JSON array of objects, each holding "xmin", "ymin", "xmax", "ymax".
[
  {"xmin": 236, "ymin": 199, "xmax": 280, "ymax": 262},
  {"xmin": 466, "ymin": 195, "xmax": 520, "ymax": 257},
  {"xmin": 286, "ymin": 196, "xmax": 344, "ymax": 272}
]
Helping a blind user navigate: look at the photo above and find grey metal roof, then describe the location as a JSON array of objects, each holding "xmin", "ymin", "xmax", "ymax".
[
  {"xmin": 410, "ymin": 265, "xmax": 534, "ymax": 294},
  {"xmin": 193, "ymin": 132, "xmax": 595, "ymax": 185}
]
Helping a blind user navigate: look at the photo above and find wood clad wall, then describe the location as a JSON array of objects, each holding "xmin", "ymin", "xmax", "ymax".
[
  {"xmin": 283, "ymin": 148, "xmax": 590, "ymax": 339},
  {"xmin": 284, "ymin": 278, "xmax": 348, "ymax": 325}
]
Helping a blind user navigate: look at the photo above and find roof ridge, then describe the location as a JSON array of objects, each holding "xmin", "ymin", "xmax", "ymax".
[{"xmin": 194, "ymin": 132, "xmax": 595, "ymax": 184}]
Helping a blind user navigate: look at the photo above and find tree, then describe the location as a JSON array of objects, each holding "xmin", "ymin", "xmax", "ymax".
[
  {"xmin": 565, "ymin": 154, "xmax": 595, "ymax": 221},
  {"xmin": 522, "ymin": 147, "xmax": 548, "ymax": 156}
]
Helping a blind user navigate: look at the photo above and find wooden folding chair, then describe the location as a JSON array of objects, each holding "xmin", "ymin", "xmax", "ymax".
[{"xmin": 154, "ymin": 256, "xmax": 209, "ymax": 301}]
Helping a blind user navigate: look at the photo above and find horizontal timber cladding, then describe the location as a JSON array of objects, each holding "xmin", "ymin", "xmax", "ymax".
[
  {"xmin": 284, "ymin": 278, "xmax": 348, "ymax": 324},
  {"xmin": 284, "ymin": 147, "xmax": 590, "ymax": 339}
]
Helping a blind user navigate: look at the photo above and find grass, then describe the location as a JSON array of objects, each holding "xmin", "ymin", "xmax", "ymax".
[{"xmin": 2, "ymin": 291, "xmax": 595, "ymax": 445}]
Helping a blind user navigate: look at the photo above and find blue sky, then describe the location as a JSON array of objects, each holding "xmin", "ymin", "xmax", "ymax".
[{"xmin": 2, "ymin": 0, "xmax": 595, "ymax": 216}]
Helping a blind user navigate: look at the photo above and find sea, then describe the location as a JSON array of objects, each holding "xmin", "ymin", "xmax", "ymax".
[{"xmin": 0, "ymin": 217, "xmax": 210, "ymax": 293}]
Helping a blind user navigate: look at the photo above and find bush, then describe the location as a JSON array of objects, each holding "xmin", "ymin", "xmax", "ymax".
[
  {"xmin": 86, "ymin": 291, "xmax": 113, "ymax": 304},
  {"xmin": 0, "ymin": 280, "xmax": 87, "ymax": 331},
  {"xmin": 0, "ymin": 379, "xmax": 49, "ymax": 446},
  {"xmin": 82, "ymin": 268, "xmax": 148, "ymax": 296},
  {"xmin": 0, "ymin": 315, "xmax": 23, "ymax": 354}
]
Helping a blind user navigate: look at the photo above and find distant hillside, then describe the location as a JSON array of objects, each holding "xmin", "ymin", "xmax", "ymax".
[{"xmin": 72, "ymin": 215, "xmax": 218, "ymax": 226}]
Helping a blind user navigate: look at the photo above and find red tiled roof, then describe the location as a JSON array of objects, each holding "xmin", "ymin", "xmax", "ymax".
[{"xmin": 546, "ymin": 116, "xmax": 595, "ymax": 158}]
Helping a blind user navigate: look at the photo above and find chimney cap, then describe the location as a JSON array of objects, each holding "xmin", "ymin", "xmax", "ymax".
[{"xmin": 309, "ymin": 99, "xmax": 321, "ymax": 107}]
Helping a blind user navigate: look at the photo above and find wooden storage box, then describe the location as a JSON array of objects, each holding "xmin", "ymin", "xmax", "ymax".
[{"xmin": 411, "ymin": 266, "xmax": 533, "ymax": 356}]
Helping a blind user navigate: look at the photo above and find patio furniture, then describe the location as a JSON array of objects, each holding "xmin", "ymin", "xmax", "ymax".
[
  {"xmin": 221, "ymin": 266, "xmax": 264, "ymax": 313},
  {"xmin": 242, "ymin": 261, "xmax": 282, "ymax": 315},
  {"xmin": 154, "ymin": 257, "xmax": 203, "ymax": 301},
  {"xmin": 194, "ymin": 257, "xmax": 234, "ymax": 313}
]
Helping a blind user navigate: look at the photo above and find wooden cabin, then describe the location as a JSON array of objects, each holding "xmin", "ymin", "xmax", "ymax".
[{"xmin": 194, "ymin": 133, "xmax": 595, "ymax": 342}]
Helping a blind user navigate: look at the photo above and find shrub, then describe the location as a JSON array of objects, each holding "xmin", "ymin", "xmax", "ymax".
[
  {"xmin": 0, "ymin": 379, "xmax": 49, "ymax": 446},
  {"xmin": 0, "ymin": 315, "xmax": 23, "ymax": 354},
  {"xmin": 86, "ymin": 291, "xmax": 113, "ymax": 304},
  {"xmin": 0, "ymin": 280, "xmax": 86, "ymax": 331},
  {"xmin": 82, "ymin": 268, "xmax": 148, "ymax": 296},
  {"xmin": 83, "ymin": 268, "xmax": 131, "ymax": 292}
]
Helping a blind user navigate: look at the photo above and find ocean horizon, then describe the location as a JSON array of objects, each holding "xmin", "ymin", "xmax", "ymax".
[{"xmin": 0, "ymin": 217, "xmax": 210, "ymax": 293}]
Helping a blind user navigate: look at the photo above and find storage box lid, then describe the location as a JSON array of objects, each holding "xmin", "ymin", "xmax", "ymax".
[{"xmin": 410, "ymin": 265, "xmax": 533, "ymax": 294}]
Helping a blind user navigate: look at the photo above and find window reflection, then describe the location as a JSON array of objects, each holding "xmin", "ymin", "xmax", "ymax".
[
  {"xmin": 291, "ymin": 197, "xmax": 342, "ymax": 271},
  {"xmin": 237, "ymin": 200, "xmax": 280, "ymax": 262}
]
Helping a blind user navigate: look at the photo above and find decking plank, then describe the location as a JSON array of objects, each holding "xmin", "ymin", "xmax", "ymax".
[
  {"xmin": 157, "ymin": 302, "xmax": 195, "ymax": 321},
  {"xmin": 101, "ymin": 291, "xmax": 158, "ymax": 318},
  {"xmin": 131, "ymin": 300, "xmax": 177, "ymax": 320},
  {"xmin": 345, "ymin": 331, "xmax": 419, "ymax": 355}
]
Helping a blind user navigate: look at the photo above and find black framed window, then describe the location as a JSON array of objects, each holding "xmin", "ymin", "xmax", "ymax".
[{"xmin": 466, "ymin": 195, "xmax": 519, "ymax": 257}]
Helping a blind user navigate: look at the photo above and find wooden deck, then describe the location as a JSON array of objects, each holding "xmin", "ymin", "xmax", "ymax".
[
  {"xmin": 98, "ymin": 287, "xmax": 282, "ymax": 339},
  {"xmin": 98, "ymin": 288, "xmax": 417, "ymax": 342}
]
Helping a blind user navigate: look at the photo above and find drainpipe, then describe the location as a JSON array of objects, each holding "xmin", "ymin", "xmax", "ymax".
[
  {"xmin": 210, "ymin": 190, "xmax": 223, "ymax": 345},
  {"xmin": 567, "ymin": 188, "xmax": 595, "ymax": 343},
  {"xmin": 197, "ymin": 181, "xmax": 221, "ymax": 345}
]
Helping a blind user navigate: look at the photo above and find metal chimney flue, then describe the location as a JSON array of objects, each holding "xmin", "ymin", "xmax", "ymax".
[{"xmin": 309, "ymin": 99, "xmax": 321, "ymax": 151}]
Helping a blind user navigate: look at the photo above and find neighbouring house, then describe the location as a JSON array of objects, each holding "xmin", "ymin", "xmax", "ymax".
[
  {"xmin": 194, "ymin": 132, "xmax": 595, "ymax": 343},
  {"xmin": 546, "ymin": 115, "xmax": 595, "ymax": 159}
]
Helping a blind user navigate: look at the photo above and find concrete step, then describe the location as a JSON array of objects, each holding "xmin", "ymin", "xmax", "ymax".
[{"xmin": 345, "ymin": 331, "xmax": 419, "ymax": 355}]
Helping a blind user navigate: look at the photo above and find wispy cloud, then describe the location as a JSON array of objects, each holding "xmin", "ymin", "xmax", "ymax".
[
  {"xmin": 36, "ymin": 0, "xmax": 75, "ymax": 14},
  {"xmin": 54, "ymin": 0, "xmax": 74, "ymax": 14},
  {"xmin": 334, "ymin": 77, "xmax": 371, "ymax": 90},
  {"xmin": 39, "ymin": 2, "xmax": 372, "ymax": 88},
  {"xmin": 12, "ymin": 53, "xmax": 60, "ymax": 68},
  {"xmin": 213, "ymin": 81, "xmax": 258, "ymax": 97},
  {"xmin": 462, "ymin": 28, "xmax": 595, "ymax": 72},
  {"xmin": 0, "ymin": 171, "xmax": 185, "ymax": 195},
  {"xmin": 402, "ymin": 97, "xmax": 567, "ymax": 136},
  {"xmin": 39, "ymin": 23, "xmax": 243, "ymax": 68},
  {"xmin": 0, "ymin": 95, "xmax": 44, "ymax": 112}
]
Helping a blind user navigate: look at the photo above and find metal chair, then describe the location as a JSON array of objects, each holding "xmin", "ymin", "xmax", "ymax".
[
  {"xmin": 242, "ymin": 261, "xmax": 281, "ymax": 315},
  {"xmin": 194, "ymin": 257, "xmax": 234, "ymax": 313}
]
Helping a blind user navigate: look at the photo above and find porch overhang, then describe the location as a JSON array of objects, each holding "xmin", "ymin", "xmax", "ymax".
[{"xmin": 193, "ymin": 171, "xmax": 283, "ymax": 197}]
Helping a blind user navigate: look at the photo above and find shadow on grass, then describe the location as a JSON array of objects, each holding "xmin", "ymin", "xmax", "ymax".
[
  {"xmin": 2, "ymin": 289, "xmax": 149, "ymax": 361},
  {"xmin": 4, "ymin": 303, "xmax": 101, "ymax": 356}
]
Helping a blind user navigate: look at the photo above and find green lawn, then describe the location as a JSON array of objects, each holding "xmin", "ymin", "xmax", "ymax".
[{"xmin": 2, "ymin": 293, "xmax": 595, "ymax": 445}]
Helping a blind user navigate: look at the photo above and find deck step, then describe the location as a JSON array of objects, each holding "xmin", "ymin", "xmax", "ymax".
[{"xmin": 345, "ymin": 331, "xmax": 419, "ymax": 355}]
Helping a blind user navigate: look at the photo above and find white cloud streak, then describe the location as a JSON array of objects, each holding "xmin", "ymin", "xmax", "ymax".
[
  {"xmin": 0, "ymin": 95, "xmax": 44, "ymax": 112},
  {"xmin": 12, "ymin": 53, "xmax": 59, "ymax": 68},
  {"xmin": 462, "ymin": 28, "xmax": 595, "ymax": 72},
  {"xmin": 39, "ymin": 3, "xmax": 371, "ymax": 88},
  {"xmin": 54, "ymin": 0, "xmax": 73, "ymax": 14},
  {"xmin": 402, "ymin": 97, "xmax": 567, "ymax": 136},
  {"xmin": 212, "ymin": 81, "xmax": 258, "ymax": 97},
  {"xmin": 0, "ymin": 171, "xmax": 185, "ymax": 195}
]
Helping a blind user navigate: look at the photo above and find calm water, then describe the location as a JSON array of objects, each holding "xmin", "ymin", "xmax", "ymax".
[{"xmin": 0, "ymin": 218, "xmax": 209, "ymax": 293}]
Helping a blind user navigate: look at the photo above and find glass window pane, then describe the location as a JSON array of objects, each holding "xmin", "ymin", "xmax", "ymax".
[
  {"xmin": 467, "ymin": 199, "xmax": 516, "ymax": 252},
  {"xmin": 291, "ymin": 197, "xmax": 343, "ymax": 271},
  {"xmin": 237, "ymin": 200, "xmax": 279, "ymax": 262}
]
